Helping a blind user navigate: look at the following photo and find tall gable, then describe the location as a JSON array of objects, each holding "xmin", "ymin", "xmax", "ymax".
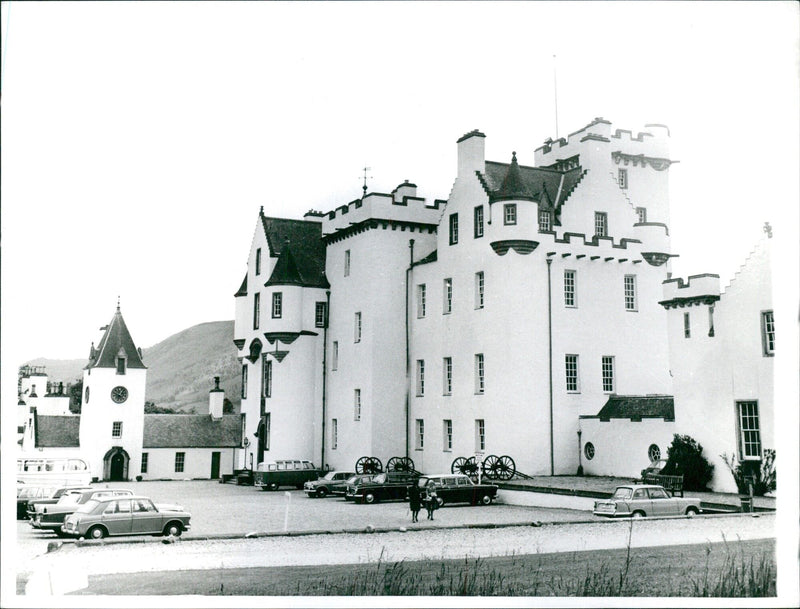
[{"xmin": 88, "ymin": 305, "xmax": 146, "ymax": 370}]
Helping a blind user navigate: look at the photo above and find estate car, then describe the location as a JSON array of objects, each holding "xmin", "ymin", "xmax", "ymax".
[
  {"xmin": 61, "ymin": 495, "xmax": 191, "ymax": 539},
  {"xmin": 346, "ymin": 471, "xmax": 420, "ymax": 504},
  {"xmin": 30, "ymin": 488, "xmax": 134, "ymax": 534},
  {"xmin": 415, "ymin": 474, "xmax": 498, "ymax": 506},
  {"xmin": 593, "ymin": 484, "xmax": 702, "ymax": 518},
  {"xmin": 303, "ymin": 471, "xmax": 356, "ymax": 498},
  {"xmin": 332, "ymin": 474, "xmax": 375, "ymax": 497}
]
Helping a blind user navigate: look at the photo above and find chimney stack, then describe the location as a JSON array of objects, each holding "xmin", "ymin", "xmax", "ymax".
[
  {"xmin": 457, "ymin": 130, "xmax": 486, "ymax": 178},
  {"xmin": 209, "ymin": 376, "xmax": 224, "ymax": 419}
]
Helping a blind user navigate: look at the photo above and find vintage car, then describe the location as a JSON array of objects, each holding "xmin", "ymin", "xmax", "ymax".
[
  {"xmin": 593, "ymin": 484, "xmax": 702, "ymax": 518},
  {"xmin": 346, "ymin": 471, "xmax": 420, "ymax": 504},
  {"xmin": 303, "ymin": 471, "xmax": 356, "ymax": 498},
  {"xmin": 30, "ymin": 488, "xmax": 134, "ymax": 534},
  {"xmin": 415, "ymin": 474, "xmax": 499, "ymax": 506},
  {"xmin": 17, "ymin": 485, "xmax": 91, "ymax": 520},
  {"xmin": 61, "ymin": 495, "xmax": 191, "ymax": 539},
  {"xmin": 333, "ymin": 474, "xmax": 376, "ymax": 497},
  {"xmin": 254, "ymin": 459, "xmax": 322, "ymax": 491}
]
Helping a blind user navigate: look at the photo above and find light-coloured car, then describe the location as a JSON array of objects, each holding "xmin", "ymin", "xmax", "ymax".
[
  {"xmin": 30, "ymin": 488, "xmax": 133, "ymax": 534},
  {"xmin": 303, "ymin": 471, "xmax": 356, "ymax": 498},
  {"xmin": 61, "ymin": 495, "xmax": 191, "ymax": 539},
  {"xmin": 593, "ymin": 484, "xmax": 701, "ymax": 518}
]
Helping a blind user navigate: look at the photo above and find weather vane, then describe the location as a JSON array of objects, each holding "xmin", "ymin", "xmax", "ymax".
[{"xmin": 360, "ymin": 166, "xmax": 372, "ymax": 197}]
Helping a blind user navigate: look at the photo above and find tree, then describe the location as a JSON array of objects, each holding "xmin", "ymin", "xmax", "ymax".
[
  {"xmin": 661, "ymin": 434, "xmax": 714, "ymax": 491},
  {"xmin": 69, "ymin": 380, "xmax": 83, "ymax": 414},
  {"xmin": 223, "ymin": 398, "xmax": 235, "ymax": 414},
  {"xmin": 144, "ymin": 402, "xmax": 178, "ymax": 414}
]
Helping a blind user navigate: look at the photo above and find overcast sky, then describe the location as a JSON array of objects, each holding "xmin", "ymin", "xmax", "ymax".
[{"xmin": 2, "ymin": 1, "xmax": 797, "ymax": 365}]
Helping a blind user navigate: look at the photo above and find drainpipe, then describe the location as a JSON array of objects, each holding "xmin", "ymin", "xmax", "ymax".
[
  {"xmin": 546, "ymin": 256, "xmax": 554, "ymax": 476},
  {"xmin": 405, "ymin": 239, "xmax": 415, "ymax": 460},
  {"xmin": 321, "ymin": 290, "xmax": 330, "ymax": 470}
]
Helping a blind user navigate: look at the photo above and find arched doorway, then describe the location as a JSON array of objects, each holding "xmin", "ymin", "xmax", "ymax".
[{"xmin": 103, "ymin": 447, "xmax": 130, "ymax": 481}]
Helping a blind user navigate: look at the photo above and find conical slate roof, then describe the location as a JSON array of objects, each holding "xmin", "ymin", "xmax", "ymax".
[
  {"xmin": 87, "ymin": 304, "xmax": 146, "ymax": 370},
  {"xmin": 489, "ymin": 152, "xmax": 536, "ymax": 203},
  {"xmin": 265, "ymin": 242, "xmax": 306, "ymax": 287}
]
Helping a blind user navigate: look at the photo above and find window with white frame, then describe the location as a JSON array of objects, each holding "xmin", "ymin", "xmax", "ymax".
[
  {"xmin": 443, "ymin": 278, "xmax": 452, "ymax": 314},
  {"xmin": 737, "ymin": 401, "xmax": 761, "ymax": 459},
  {"xmin": 594, "ymin": 212, "xmax": 608, "ymax": 237},
  {"xmin": 564, "ymin": 270, "xmax": 576, "ymax": 307},
  {"xmin": 565, "ymin": 355, "xmax": 579, "ymax": 392},
  {"xmin": 141, "ymin": 452, "xmax": 148, "ymax": 474},
  {"xmin": 255, "ymin": 248, "xmax": 262, "ymax": 275},
  {"xmin": 618, "ymin": 168, "xmax": 628, "ymax": 189},
  {"xmin": 474, "ymin": 206, "xmax": 484, "ymax": 238},
  {"xmin": 475, "ymin": 419, "xmax": 485, "ymax": 451},
  {"xmin": 539, "ymin": 209, "xmax": 552, "ymax": 232},
  {"xmin": 684, "ymin": 312, "xmax": 691, "ymax": 338},
  {"xmin": 417, "ymin": 284, "xmax": 426, "ymax": 318},
  {"xmin": 416, "ymin": 360, "xmax": 425, "ymax": 396},
  {"xmin": 175, "ymin": 452, "xmax": 185, "ymax": 473},
  {"xmin": 636, "ymin": 207, "xmax": 647, "ymax": 223},
  {"xmin": 272, "ymin": 292, "xmax": 283, "ymax": 318},
  {"xmin": 253, "ymin": 293, "xmax": 260, "ymax": 330},
  {"xmin": 112, "ymin": 421, "xmax": 122, "ymax": 438},
  {"xmin": 332, "ymin": 341, "xmax": 339, "ymax": 371},
  {"xmin": 761, "ymin": 311, "xmax": 775, "ymax": 355},
  {"xmin": 475, "ymin": 271, "xmax": 484, "ymax": 309},
  {"xmin": 504, "ymin": 203, "xmax": 517, "ymax": 225},
  {"xmin": 354, "ymin": 312, "xmax": 362, "ymax": 343},
  {"xmin": 354, "ymin": 389, "xmax": 361, "ymax": 421},
  {"xmin": 601, "ymin": 356, "xmax": 615, "ymax": 393},
  {"xmin": 344, "ymin": 250, "xmax": 351, "ymax": 277},
  {"xmin": 315, "ymin": 302, "xmax": 327, "ymax": 328},
  {"xmin": 262, "ymin": 359, "xmax": 272, "ymax": 398},
  {"xmin": 241, "ymin": 365, "xmax": 248, "ymax": 399},
  {"xmin": 443, "ymin": 419, "xmax": 453, "ymax": 451},
  {"xmin": 449, "ymin": 213, "xmax": 459, "ymax": 245},
  {"xmin": 475, "ymin": 353, "xmax": 485, "ymax": 394},
  {"xmin": 624, "ymin": 275, "xmax": 637, "ymax": 311},
  {"xmin": 415, "ymin": 419, "xmax": 424, "ymax": 449},
  {"xmin": 331, "ymin": 419, "xmax": 338, "ymax": 449},
  {"xmin": 443, "ymin": 357, "xmax": 452, "ymax": 395}
]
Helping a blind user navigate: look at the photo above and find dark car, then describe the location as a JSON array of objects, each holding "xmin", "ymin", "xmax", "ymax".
[
  {"xmin": 303, "ymin": 471, "xmax": 356, "ymax": 498},
  {"xmin": 346, "ymin": 471, "xmax": 420, "ymax": 504},
  {"xmin": 30, "ymin": 488, "xmax": 134, "ymax": 534},
  {"xmin": 61, "ymin": 495, "xmax": 191, "ymax": 539},
  {"xmin": 17, "ymin": 485, "xmax": 91, "ymax": 520},
  {"xmin": 333, "ymin": 474, "xmax": 376, "ymax": 497},
  {"xmin": 254, "ymin": 459, "xmax": 322, "ymax": 491},
  {"xmin": 415, "ymin": 474, "xmax": 499, "ymax": 506}
]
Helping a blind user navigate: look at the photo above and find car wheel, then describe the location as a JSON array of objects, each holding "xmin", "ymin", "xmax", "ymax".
[
  {"xmin": 316, "ymin": 487, "xmax": 328, "ymax": 498},
  {"xmin": 480, "ymin": 494, "xmax": 492, "ymax": 506},
  {"xmin": 685, "ymin": 506, "xmax": 699, "ymax": 517},
  {"xmin": 87, "ymin": 525, "xmax": 106, "ymax": 539},
  {"xmin": 632, "ymin": 511, "xmax": 646, "ymax": 518},
  {"xmin": 436, "ymin": 496, "xmax": 445, "ymax": 508},
  {"xmin": 268, "ymin": 482, "xmax": 279, "ymax": 491},
  {"xmin": 163, "ymin": 522, "xmax": 183, "ymax": 537},
  {"xmin": 364, "ymin": 493, "xmax": 376, "ymax": 504}
]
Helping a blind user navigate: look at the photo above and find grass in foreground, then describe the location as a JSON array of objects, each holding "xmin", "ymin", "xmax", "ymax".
[{"xmin": 69, "ymin": 537, "xmax": 775, "ymax": 597}]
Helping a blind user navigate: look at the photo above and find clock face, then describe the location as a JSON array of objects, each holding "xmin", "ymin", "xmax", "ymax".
[
  {"xmin": 111, "ymin": 386, "xmax": 128, "ymax": 404},
  {"xmin": 84, "ymin": 386, "xmax": 90, "ymax": 403}
]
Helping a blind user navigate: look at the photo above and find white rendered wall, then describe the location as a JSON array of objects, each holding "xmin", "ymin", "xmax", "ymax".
[
  {"xmin": 138, "ymin": 447, "xmax": 236, "ymax": 480},
  {"xmin": 579, "ymin": 417, "xmax": 676, "ymax": 477}
]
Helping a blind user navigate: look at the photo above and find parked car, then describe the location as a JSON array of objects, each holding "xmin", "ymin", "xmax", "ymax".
[
  {"xmin": 17, "ymin": 485, "xmax": 90, "ymax": 520},
  {"xmin": 415, "ymin": 474, "xmax": 498, "ymax": 506},
  {"xmin": 29, "ymin": 488, "xmax": 134, "ymax": 534},
  {"xmin": 593, "ymin": 484, "xmax": 701, "ymax": 518},
  {"xmin": 61, "ymin": 495, "xmax": 191, "ymax": 539},
  {"xmin": 254, "ymin": 459, "xmax": 322, "ymax": 491},
  {"xmin": 333, "ymin": 474, "xmax": 376, "ymax": 497},
  {"xmin": 346, "ymin": 471, "xmax": 420, "ymax": 504},
  {"xmin": 304, "ymin": 471, "xmax": 356, "ymax": 498},
  {"xmin": 640, "ymin": 459, "xmax": 669, "ymax": 480}
]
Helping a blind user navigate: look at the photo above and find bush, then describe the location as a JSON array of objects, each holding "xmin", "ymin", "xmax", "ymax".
[
  {"xmin": 660, "ymin": 434, "xmax": 714, "ymax": 491},
  {"xmin": 720, "ymin": 449, "xmax": 775, "ymax": 496}
]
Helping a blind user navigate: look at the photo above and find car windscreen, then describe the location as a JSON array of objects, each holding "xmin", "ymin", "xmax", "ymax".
[
  {"xmin": 75, "ymin": 499, "xmax": 100, "ymax": 514},
  {"xmin": 612, "ymin": 487, "xmax": 633, "ymax": 500},
  {"xmin": 323, "ymin": 472, "xmax": 337, "ymax": 481},
  {"xmin": 56, "ymin": 493, "xmax": 83, "ymax": 505},
  {"xmin": 372, "ymin": 473, "xmax": 387, "ymax": 484}
]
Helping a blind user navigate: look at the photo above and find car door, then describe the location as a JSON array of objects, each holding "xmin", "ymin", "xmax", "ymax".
[
  {"xmin": 647, "ymin": 487, "xmax": 677, "ymax": 516},
  {"xmin": 101, "ymin": 499, "xmax": 133, "ymax": 535},
  {"xmin": 629, "ymin": 488, "xmax": 652, "ymax": 515},
  {"xmin": 131, "ymin": 498, "xmax": 163, "ymax": 533}
]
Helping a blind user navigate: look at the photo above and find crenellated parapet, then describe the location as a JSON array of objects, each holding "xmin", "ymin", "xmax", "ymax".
[{"xmin": 660, "ymin": 274, "xmax": 721, "ymax": 309}]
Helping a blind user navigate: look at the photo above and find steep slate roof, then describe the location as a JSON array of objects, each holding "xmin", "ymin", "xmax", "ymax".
[
  {"xmin": 34, "ymin": 413, "xmax": 81, "ymax": 447},
  {"xmin": 234, "ymin": 273, "xmax": 248, "ymax": 297},
  {"xmin": 88, "ymin": 305, "xmax": 146, "ymax": 370},
  {"xmin": 595, "ymin": 396, "xmax": 675, "ymax": 421},
  {"xmin": 265, "ymin": 244, "xmax": 305, "ymax": 287},
  {"xmin": 143, "ymin": 414, "xmax": 243, "ymax": 448},
  {"xmin": 260, "ymin": 214, "xmax": 329, "ymax": 289},
  {"xmin": 482, "ymin": 160, "xmax": 585, "ymax": 216},
  {"xmin": 489, "ymin": 152, "xmax": 536, "ymax": 203}
]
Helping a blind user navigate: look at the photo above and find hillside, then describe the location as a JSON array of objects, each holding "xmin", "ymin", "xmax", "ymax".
[{"xmin": 24, "ymin": 320, "xmax": 241, "ymax": 413}]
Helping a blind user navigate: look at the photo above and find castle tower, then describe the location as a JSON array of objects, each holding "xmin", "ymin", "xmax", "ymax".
[{"xmin": 79, "ymin": 302, "xmax": 147, "ymax": 481}]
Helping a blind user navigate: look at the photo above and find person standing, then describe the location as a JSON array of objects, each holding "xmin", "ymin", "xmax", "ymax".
[
  {"xmin": 424, "ymin": 480, "xmax": 439, "ymax": 521},
  {"xmin": 408, "ymin": 482, "xmax": 422, "ymax": 523}
]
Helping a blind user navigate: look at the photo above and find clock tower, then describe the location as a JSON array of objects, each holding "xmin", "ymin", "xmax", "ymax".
[{"xmin": 79, "ymin": 301, "xmax": 147, "ymax": 481}]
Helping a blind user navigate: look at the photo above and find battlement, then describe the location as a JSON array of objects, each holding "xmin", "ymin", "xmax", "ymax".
[
  {"xmin": 321, "ymin": 183, "xmax": 442, "ymax": 237},
  {"xmin": 662, "ymin": 273, "xmax": 721, "ymax": 302}
]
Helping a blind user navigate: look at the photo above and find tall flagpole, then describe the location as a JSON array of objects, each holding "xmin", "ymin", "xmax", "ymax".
[{"xmin": 553, "ymin": 54, "xmax": 559, "ymax": 140}]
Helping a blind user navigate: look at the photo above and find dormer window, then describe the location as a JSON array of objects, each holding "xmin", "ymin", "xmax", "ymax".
[{"xmin": 116, "ymin": 355, "xmax": 127, "ymax": 375}]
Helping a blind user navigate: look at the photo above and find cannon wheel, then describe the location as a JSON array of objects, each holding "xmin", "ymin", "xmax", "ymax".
[
  {"xmin": 355, "ymin": 456, "xmax": 383, "ymax": 475},
  {"xmin": 386, "ymin": 456, "xmax": 415, "ymax": 473},
  {"xmin": 451, "ymin": 456, "xmax": 479, "ymax": 478},
  {"xmin": 483, "ymin": 454, "xmax": 516, "ymax": 481}
]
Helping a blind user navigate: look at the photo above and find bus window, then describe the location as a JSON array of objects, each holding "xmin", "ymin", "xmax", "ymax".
[
  {"xmin": 293, "ymin": 461, "xmax": 302, "ymax": 470},
  {"xmin": 303, "ymin": 462, "xmax": 313, "ymax": 469}
]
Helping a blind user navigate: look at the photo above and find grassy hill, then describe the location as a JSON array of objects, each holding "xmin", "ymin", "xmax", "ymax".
[{"xmin": 24, "ymin": 320, "xmax": 241, "ymax": 413}]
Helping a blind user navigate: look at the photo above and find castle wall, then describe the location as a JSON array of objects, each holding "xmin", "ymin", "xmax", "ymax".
[{"xmin": 139, "ymin": 447, "xmax": 236, "ymax": 481}]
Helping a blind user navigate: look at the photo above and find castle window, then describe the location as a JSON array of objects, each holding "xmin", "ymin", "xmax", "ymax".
[
  {"xmin": 331, "ymin": 418, "xmax": 338, "ymax": 450},
  {"xmin": 272, "ymin": 292, "xmax": 283, "ymax": 319},
  {"xmin": 475, "ymin": 419, "xmax": 485, "ymax": 451},
  {"xmin": 474, "ymin": 206, "xmax": 484, "ymax": 238},
  {"xmin": 624, "ymin": 275, "xmax": 637, "ymax": 311},
  {"xmin": 636, "ymin": 207, "xmax": 647, "ymax": 223},
  {"xmin": 539, "ymin": 209, "xmax": 552, "ymax": 232},
  {"xmin": 565, "ymin": 355, "xmax": 580, "ymax": 392},
  {"xmin": 761, "ymin": 311, "xmax": 775, "ymax": 355},
  {"xmin": 344, "ymin": 250, "xmax": 351, "ymax": 277},
  {"xmin": 354, "ymin": 389, "xmax": 361, "ymax": 421},
  {"xmin": 255, "ymin": 248, "xmax": 262, "ymax": 275},
  {"xmin": 332, "ymin": 341, "xmax": 339, "ymax": 371},
  {"xmin": 736, "ymin": 401, "xmax": 761, "ymax": 460},
  {"xmin": 263, "ymin": 413, "xmax": 271, "ymax": 450},
  {"xmin": 241, "ymin": 365, "xmax": 248, "ymax": 399},
  {"xmin": 449, "ymin": 213, "xmax": 459, "ymax": 245},
  {"xmin": 443, "ymin": 278, "xmax": 452, "ymax": 314},
  {"xmin": 354, "ymin": 312, "xmax": 362, "ymax": 343},
  {"xmin": 140, "ymin": 453, "xmax": 148, "ymax": 474},
  {"xmin": 174, "ymin": 452, "xmax": 185, "ymax": 473},
  {"xmin": 315, "ymin": 302, "xmax": 327, "ymax": 328},
  {"xmin": 415, "ymin": 419, "xmax": 424, "ymax": 450},
  {"xmin": 262, "ymin": 359, "xmax": 272, "ymax": 398},
  {"xmin": 116, "ymin": 356, "xmax": 126, "ymax": 375},
  {"xmin": 112, "ymin": 421, "xmax": 122, "ymax": 438},
  {"xmin": 443, "ymin": 357, "xmax": 453, "ymax": 395},
  {"xmin": 594, "ymin": 212, "xmax": 608, "ymax": 237},
  {"xmin": 253, "ymin": 293, "xmax": 260, "ymax": 330},
  {"xmin": 417, "ymin": 284, "xmax": 426, "ymax": 318},
  {"xmin": 416, "ymin": 360, "xmax": 425, "ymax": 396},
  {"xmin": 564, "ymin": 270, "xmax": 576, "ymax": 307},
  {"xmin": 618, "ymin": 168, "xmax": 628, "ymax": 189},
  {"xmin": 684, "ymin": 312, "xmax": 691, "ymax": 338},
  {"xmin": 443, "ymin": 419, "xmax": 453, "ymax": 451},
  {"xmin": 584, "ymin": 442, "xmax": 595, "ymax": 460},
  {"xmin": 648, "ymin": 444, "xmax": 661, "ymax": 462},
  {"xmin": 503, "ymin": 203, "xmax": 517, "ymax": 225},
  {"xmin": 475, "ymin": 271, "xmax": 484, "ymax": 309},
  {"xmin": 475, "ymin": 353, "xmax": 485, "ymax": 394},
  {"xmin": 708, "ymin": 306, "xmax": 715, "ymax": 337},
  {"xmin": 601, "ymin": 356, "xmax": 615, "ymax": 393}
]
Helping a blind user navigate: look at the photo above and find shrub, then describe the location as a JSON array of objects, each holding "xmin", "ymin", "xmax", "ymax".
[
  {"xmin": 660, "ymin": 434, "xmax": 714, "ymax": 491},
  {"xmin": 720, "ymin": 449, "xmax": 775, "ymax": 496}
]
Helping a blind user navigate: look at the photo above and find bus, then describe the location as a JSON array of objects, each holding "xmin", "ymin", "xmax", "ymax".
[
  {"xmin": 254, "ymin": 459, "xmax": 321, "ymax": 490},
  {"xmin": 17, "ymin": 455, "xmax": 92, "ymax": 486}
]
